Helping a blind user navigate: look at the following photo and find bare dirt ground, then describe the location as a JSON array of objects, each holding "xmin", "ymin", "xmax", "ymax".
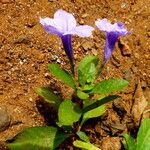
[{"xmin": 0, "ymin": 0, "xmax": 150, "ymax": 149}]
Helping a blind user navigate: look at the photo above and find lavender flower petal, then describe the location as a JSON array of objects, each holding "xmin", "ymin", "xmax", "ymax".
[
  {"xmin": 40, "ymin": 17, "xmax": 63, "ymax": 36},
  {"xmin": 65, "ymin": 25, "xmax": 94, "ymax": 37},
  {"xmin": 54, "ymin": 9, "xmax": 77, "ymax": 32},
  {"xmin": 95, "ymin": 18, "xmax": 130, "ymax": 62}
]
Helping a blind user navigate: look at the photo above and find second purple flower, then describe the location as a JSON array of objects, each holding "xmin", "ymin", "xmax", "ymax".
[{"xmin": 95, "ymin": 19, "xmax": 130, "ymax": 63}]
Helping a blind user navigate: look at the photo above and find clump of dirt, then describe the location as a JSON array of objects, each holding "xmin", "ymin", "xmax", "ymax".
[{"xmin": 0, "ymin": 0, "xmax": 150, "ymax": 149}]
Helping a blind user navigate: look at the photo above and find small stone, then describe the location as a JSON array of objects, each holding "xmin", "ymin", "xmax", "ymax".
[
  {"xmin": 19, "ymin": 60, "xmax": 23, "ymax": 65},
  {"xmin": 120, "ymin": 2, "xmax": 128, "ymax": 9},
  {"xmin": 134, "ymin": 53, "xmax": 140, "ymax": 59},
  {"xmin": 7, "ymin": 71, "xmax": 11, "ymax": 75},
  {"xmin": 56, "ymin": 58, "xmax": 61, "ymax": 63},
  {"xmin": 25, "ymin": 20, "xmax": 37, "ymax": 28},
  {"xmin": 62, "ymin": 51, "xmax": 66, "ymax": 56},
  {"xmin": 141, "ymin": 80, "xmax": 147, "ymax": 88},
  {"xmin": 0, "ymin": 106, "xmax": 11, "ymax": 132},
  {"xmin": 91, "ymin": 49, "xmax": 97, "ymax": 55},
  {"xmin": 82, "ymin": 41, "xmax": 94, "ymax": 51},
  {"xmin": 79, "ymin": 20, "xmax": 85, "ymax": 25},
  {"xmin": 29, "ymin": 97, "xmax": 33, "ymax": 102},
  {"xmin": 51, "ymin": 55, "xmax": 58, "ymax": 61},
  {"xmin": 74, "ymin": 54, "xmax": 78, "ymax": 60},
  {"xmin": 123, "ymin": 69, "xmax": 132, "ymax": 81},
  {"xmin": 119, "ymin": 39, "xmax": 131, "ymax": 56},
  {"xmin": 81, "ymin": 14, "xmax": 88, "ymax": 18},
  {"xmin": 44, "ymin": 73, "xmax": 49, "ymax": 77},
  {"xmin": 13, "ymin": 35, "xmax": 31, "ymax": 44},
  {"xmin": 132, "ymin": 66, "xmax": 138, "ymax": 73}
]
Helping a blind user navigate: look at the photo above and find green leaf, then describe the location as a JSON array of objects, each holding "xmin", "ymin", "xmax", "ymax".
[
  {"xmin": 73, "ymin": 140, "xmax": 101, "ymax": 150},
  {"xmin": 58, "ymin": 100, "xmax": 82, "ymax": 126},
  {"xmin": 77, "ymin": 90, "xmax": 89, "ymax": 100},
  {"xmin": 136, "ymin": 118, "xmax": 150, "ymax": 150},
  {"xmin": 78, "ymin": 55, "xmax": 99, "ymax": 71},
  {"xmin": 7, "ymin": 126, "xmax": 69, "ymax": 150},
  {"xmin": 81, "ymin": 105, "xmax": 106, "ymax": 126},
  {"xmin": 48, "ymin": 64, "xmax": 76, "ymax": 89},
  {"xmin": 78, "ymin": 55, "xmax": 99, "ymax": 86},
  {"xmin": 76, "ymin": 131, "xmax": 90, "ymax": 142},
  {"xmin": 83, "ymin": 95, "xmax": 119, "ymax": 113},
  {"xmin": 91, "ymin": 78, "xmax": 129, "ymax": 94},
  {"xmin": 122, "ymin": 133, "xmax": 136, "ymax": 150},
  {"xmin": 83, "ymin": 99, "xmax": 94, "ymax": 109},
  {"xmin": 35, "ymin": 87, "xmax": 61, "ymax": 109},
  {"xmin": 82, "ymin": 84, "xmax": 94, "ymax": 91}
]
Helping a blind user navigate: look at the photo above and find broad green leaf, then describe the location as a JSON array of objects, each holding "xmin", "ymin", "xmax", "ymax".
[
  {"xmin": 78, "ymin": 55, "xmax": 99, "ymax": 71},
  {"xmin": 73, "ymin": 140, "xmax": 101, "ymax": 150},
  {"xmin": 78, "ymin": 55, "xmax": 99, "ymax": 86},
  {"xmin": 122, "ymin": 133, "xmax": 136, "ymax": 150},
  {"xmin": 35, "ymin": 87, "xmax": 61, "ymax": 109},
  {"xmin": 83, "ymin": 95, "xmax": 119, "ymax": 113},
  {"xmin": 48, "ymin": 64, "xmax": 76, "ymax": 89},
  {"xmin": 81, "ymin": 105, "xmax": 106, "ymax": 126},
  {"xmin": 76, "ymin": 131, "xmax": 90, "ymax": 142},
  {"xmin": 78, "ymin": 63, "xmax": 97, "ymax": 86},
  {"xmin": 7, "ymin": 126, "xmax": 69, "ymax": 150},
  {"xmin": 91, "ymin": 78, "xmax": 129, "ymax": 94},
  {"xmin": 58, "ymin": 100, "xmax": 82, "ymax": 126},
  {"xmin": 137, "ymin": 118, "xmax": 150, "ymax": 150},
  {"xmin": 77, "ymin": 90, "xmax": 89, "ymax": 100}
]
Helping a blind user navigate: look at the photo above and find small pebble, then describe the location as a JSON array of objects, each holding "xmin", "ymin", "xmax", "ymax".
[
  {"xmin": 141, "ymin": 80, "xmax": 147, "ymax": 88},
  {"xmin": 79, "ymin": 20, "xmax": 84, "ymax": 25},
  {"xmin": 123, "ymin": 69, "xmax": 132, "ymax": 81},
  {"xmin": 44, "ymin": 73, "xmax": 49, "ymax": 77},
  {"xmin": 7, "ymin": 71, "xmax": 11, "ymax": 75},
  {"xmin": 51, "ymin": 55, "xmax": 58, "ymax": 61},
  {"xmin": 119, "ymin": 39, "xmax": 131, "ymax": 56},
  {"xmin": 56, "ymin": 58, "xmax": 61, "ymax": 63},
  {"xmin": 82, "ymin": 41, "xmax": 93, "ymax": 51},
  {"xmin": 134, "ymin": 53, "xmax": 140, "ymax": 59},
  {"xmin": 120, "ymin": 2, "xmax": 128, "ymax": 9},
  {"xmin": 81, "ymin": 13, "xmax": 88, "ymax": 18},
  {"xmin": 13, "ymin": 35, "xmax": 31, "ymax": 44},
  {"xmin": 19, "ymin": 60, "xmax": 24, "ymax": 65},
  {"xmin": 91, "ymin": 49, "xmax": 97, "ymax": 55},
  {"xmin": 29, "ymin": 97, "xmax": 33, "ymax": 102},
  {"xmin": 132, "ymin": 66, "xmax": 138, "ymax": 73}
]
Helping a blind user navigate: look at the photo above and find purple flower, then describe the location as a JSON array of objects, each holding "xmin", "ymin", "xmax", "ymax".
[
  {"xmin": 40, "ymin": 9, "xmax": 94, "ymax": 67},
  {"xmin": 95, "ymin": 18, "xmax": 130, "ymax": 62}
]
